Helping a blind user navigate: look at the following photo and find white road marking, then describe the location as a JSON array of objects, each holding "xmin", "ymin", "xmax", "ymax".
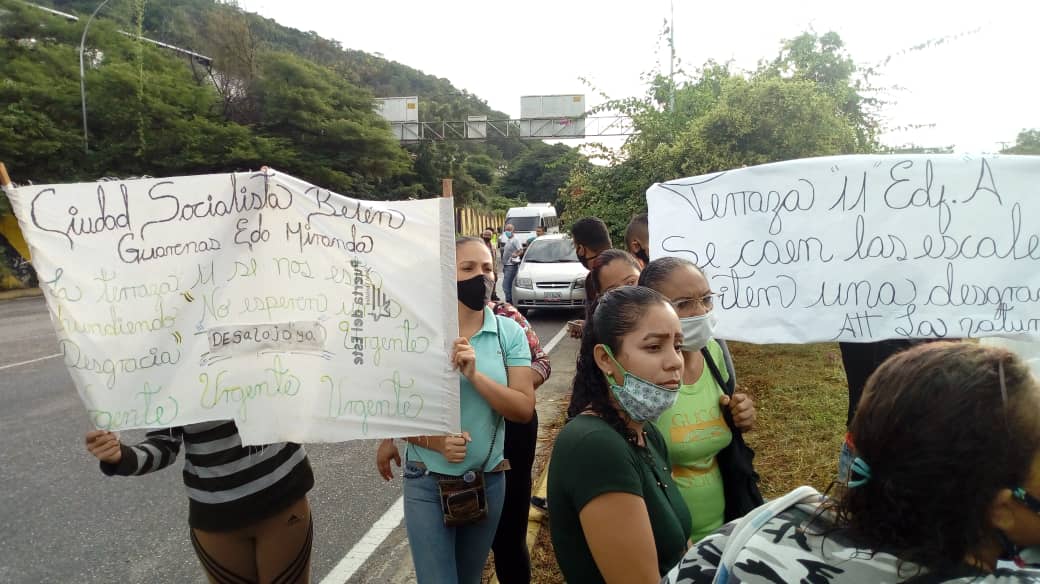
[
  {"xmin": 319, "ymin": 497, "xmax": 406, "ymax": 584},
  {"xmin": 541, "ymin": 323, "xmax": 569, "ymax": 355},
  {"xmin": 0, "ymin": 353, "xmax": 60, "ymax": 371},
  {"xmin": 320, "ymin": 322, "xmax": 571, "ymax": 583}
]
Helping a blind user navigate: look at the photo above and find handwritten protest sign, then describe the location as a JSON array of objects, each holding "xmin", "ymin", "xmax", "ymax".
[
  {"xmin": 647, "ymin": 155, "xmax": 1040, "ymax": 344},
  {"xmin": 5, "ymin": 169, "xmax": 460, "ymax": 444}
]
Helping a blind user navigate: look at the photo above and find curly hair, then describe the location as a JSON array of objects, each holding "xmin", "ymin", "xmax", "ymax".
[
  {"xmin": 567, "ymin": 285, "xmax": 671, "ymax": 441},
  {"xmin": 833, "ymin": 341, "xmax": 1040, "ymax": 575}
]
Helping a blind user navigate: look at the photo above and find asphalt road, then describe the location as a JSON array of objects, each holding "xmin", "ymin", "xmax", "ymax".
[{"xmin": 0, "ymin": 295, "xmax": 575, "ymax": 583}]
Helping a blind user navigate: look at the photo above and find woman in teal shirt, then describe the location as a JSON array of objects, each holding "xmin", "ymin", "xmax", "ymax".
[
  {"xmin": 383, "ymin": 237, "xmax": 535, "ymax": 584},
  {"xmin": 640, "ymin": 257, "xmax": 757, "ymax": 542}
]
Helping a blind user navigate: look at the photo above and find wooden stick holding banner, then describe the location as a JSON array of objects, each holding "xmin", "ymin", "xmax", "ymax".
[{"xmin": 0, "ymin": 162, "xmax": 12, "ymax": 190}]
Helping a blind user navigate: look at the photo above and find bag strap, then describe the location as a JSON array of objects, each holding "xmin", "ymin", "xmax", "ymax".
[
  {"xmin": 712, "ymin": 486, "xmax": 820, "ymax": 584},
  {"xmin": 701, "ymin": 342, "xmax": 735, "ymax": 397},
  {"xmin": 478, "ymin": 315, "xmax": 508, "ymax": 471}
]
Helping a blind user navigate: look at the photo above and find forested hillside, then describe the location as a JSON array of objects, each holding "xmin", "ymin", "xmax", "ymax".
[{"xmin": 1, "ymin": 0, "xmax": 580, "ymax": 208}]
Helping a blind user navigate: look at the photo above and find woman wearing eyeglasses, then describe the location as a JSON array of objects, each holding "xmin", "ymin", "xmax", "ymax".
[
  {"xmin": 666, "ymin": 341, "xmax": 1040, "ymax": 583},
  {"xmin": 639, "ymin": 257, "xmax": 760, "ymax": 543}
]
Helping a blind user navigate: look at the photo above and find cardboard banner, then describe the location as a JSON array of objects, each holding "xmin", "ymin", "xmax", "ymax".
[
  {"xmin": 647, "ymin": 154, "xmax": 1040, "ymax": 344},
  {"xmin": 6, "ymin": 169, "xmax": 460, "ymax": 444}
]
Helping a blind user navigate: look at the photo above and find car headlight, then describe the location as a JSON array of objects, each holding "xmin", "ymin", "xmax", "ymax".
[
  {"xmin": 516, "ymin": 277, "xmax": 533, "ymax": 289},
  {"xmin": 574, "ymin": 277, "xmax": 585, "ymax": 288}
]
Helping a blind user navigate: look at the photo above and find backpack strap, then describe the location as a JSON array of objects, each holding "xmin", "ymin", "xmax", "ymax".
[
  {"xmin": 479, "ymin": 315, "xmax": 509, "ymax": 471},
  {"xmin": 701, "ymin": 342, "xmax": 735, "ymax": 397}
]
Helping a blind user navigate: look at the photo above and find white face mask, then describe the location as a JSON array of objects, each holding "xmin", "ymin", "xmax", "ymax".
[{"xmin": 679, "ymin": 312, "xmax": 717, "ymax": 352}]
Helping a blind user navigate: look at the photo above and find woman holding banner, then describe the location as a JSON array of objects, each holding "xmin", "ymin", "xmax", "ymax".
[
  {"xmin": 639, "ymin": 257, "xmax": 761, "ymax": 543},
  {"xmin": 378, "ymin": 269, "xmax": 552, "ymax": 584},
  {"xmin": 84, "ymin": 422, "xmax": 315, "ymax": 583},
  {"xmin": 378, "ymin": 236, "xmax": 536, "ymax": 584}
]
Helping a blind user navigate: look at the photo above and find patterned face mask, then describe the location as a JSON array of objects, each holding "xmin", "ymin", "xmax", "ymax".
[{"xmin": 599, "ymin": 345, "xmax": 679, "ymax": 422}]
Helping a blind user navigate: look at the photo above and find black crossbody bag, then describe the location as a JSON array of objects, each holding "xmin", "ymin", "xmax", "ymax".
[
  {"xmin": 437, "ymin": 316, "xmax": 508, "ymax": 527},
  {"xmin": 701, "ymin": 345, "xmax": 765, "ymax": 521}
]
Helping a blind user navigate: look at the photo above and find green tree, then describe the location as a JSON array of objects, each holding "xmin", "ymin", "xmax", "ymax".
[
  {"xmin": 500, "ymin": 143, "xmax": 581, "ymax": 204},
  {"xmin": 1003, "ymin": 129, "xmax": 1040, "ymax": 155},
  {"xmin": 763, "ymin": 31, "xmax": 877, "ymax": 151},
  {"xmin": 560, "ymin": 30, "xmax": 874, "ymax": 242},
  {"xmin": 251, "ymin": 51, "xmax": 411, "ymax": 195}
]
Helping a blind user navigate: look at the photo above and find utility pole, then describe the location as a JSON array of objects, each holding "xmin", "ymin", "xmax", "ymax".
[
  {"xmin": 669, "ymin": 0, "xmax": 676, "ymax": 115},
  {"xmin": 79, "ymin": 0, "xmax": 112, "ymax": 154}
]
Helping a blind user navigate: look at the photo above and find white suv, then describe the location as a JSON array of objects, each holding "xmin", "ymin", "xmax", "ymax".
[{"xmin": 511, "ymin": 234, "xmax": 588, "ymax": 314}]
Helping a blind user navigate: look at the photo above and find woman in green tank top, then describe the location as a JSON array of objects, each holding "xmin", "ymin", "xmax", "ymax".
[{"xmin": 640, "ymin": 257, "xmax": 757, "ymax": 542}]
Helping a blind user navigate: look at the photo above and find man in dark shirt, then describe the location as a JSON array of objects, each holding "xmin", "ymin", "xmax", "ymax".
[{"xmin": 568, "ymin": 217, "xmax": 613, "ymax": 338}]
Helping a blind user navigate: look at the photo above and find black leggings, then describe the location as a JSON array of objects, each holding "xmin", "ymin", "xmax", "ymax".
[{"xmin": 492, "ymin": 411, "xmax": 539, "ymax": 584}]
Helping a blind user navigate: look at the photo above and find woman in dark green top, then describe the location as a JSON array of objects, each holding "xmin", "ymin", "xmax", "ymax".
[{"xmin": 549, "ymin": 286, "xmax": 693, "ymax": 583}]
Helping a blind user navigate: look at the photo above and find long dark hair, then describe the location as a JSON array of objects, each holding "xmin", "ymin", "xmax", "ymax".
[
  {"xmin": 568, "ymin": 286, "xmax": 671, "ymax": 441},
  {"xmin": 833, "ymin": 341, "xmax": 1040, "ymax": 574}
]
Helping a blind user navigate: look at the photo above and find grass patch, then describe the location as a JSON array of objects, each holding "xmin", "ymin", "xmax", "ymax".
[
  {"xmin": 529, "ymin": 341, "xmax": 849, "ymax": 582},
  {"xmin": 730, "ymin": 342, "xmax": 848, "ymax": 497}
]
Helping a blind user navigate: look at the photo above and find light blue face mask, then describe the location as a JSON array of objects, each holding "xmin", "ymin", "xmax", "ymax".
[{"xmin": 600, "ymin": 345, "xmax": 679, "ymax": 422}]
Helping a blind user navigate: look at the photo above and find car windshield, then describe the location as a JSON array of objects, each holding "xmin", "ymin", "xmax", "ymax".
[
  {"xmin": 505, "ymin": 216, "xmax": 539, "ymax": 231},
  {"xmin": 524, "ymin": 239, "xmax": 579, "ymax": 263}
]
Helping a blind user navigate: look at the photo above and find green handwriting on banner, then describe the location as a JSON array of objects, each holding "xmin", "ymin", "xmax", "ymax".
[
  {"xmin": 323, "ymin": 370, "xmax": 425, "ymax": 435},
  {"xmin": 7, "ymin": 169, "xmax": 458, "ymax": 443},
  {"xmin": 198, "ymin": 355, "xmax": 302, "ymax": 421},
  {"xmin": 87, "ymin": 382, "xmax": 179, "ymax": 430}
]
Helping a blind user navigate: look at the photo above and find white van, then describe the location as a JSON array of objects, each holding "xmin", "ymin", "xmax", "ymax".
[{"xmin": 504, "ymin": 204, "xmax": 559, "ymax": 243}]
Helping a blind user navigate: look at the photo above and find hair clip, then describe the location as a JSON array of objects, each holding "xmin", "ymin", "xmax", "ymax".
[{"xmin": 848, "ymin": 456, "xmax": 872, "ymax": 488}]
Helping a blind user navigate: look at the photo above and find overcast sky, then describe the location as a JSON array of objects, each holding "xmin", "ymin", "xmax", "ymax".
[{"xmin": 238, "ymin": 0, "xmax": 1038, "ymax": 154}]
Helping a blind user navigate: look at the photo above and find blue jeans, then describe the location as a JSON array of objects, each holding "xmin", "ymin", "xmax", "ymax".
[
  {"xmin": 502, "ymin": 265, "xmax": 518, "ymax": 304},
  {"xmin": 403, "ymin": 461, "xmax": 506, "ymax": 584}
]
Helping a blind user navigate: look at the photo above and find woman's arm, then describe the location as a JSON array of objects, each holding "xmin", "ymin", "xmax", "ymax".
[
  {"xmin": 492, "ymin": 302, "xmax": 551, "ymax": 388},
  {"xmin": 85, "ymin": 427, "xmax": 184, "ymax": 476},
  {"xmin": 580, "ymin": 492, "xmax": 661, "ymax": 584}
]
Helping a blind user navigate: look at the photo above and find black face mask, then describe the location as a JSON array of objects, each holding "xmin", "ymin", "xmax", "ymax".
[
  {"xmin": 578, "ymin": 252, "xmax": 598, "ymax": 270},
  {"xmin": 457, "ymin": 274, "xmax": 493, "ymax": 311},
  {"xmin": 482, "ymin": 236, "xmax": 492, "ymax": 243},
  {"xmin": 634, "ymin": 248, "xmax": 650, "ymax": 264}
]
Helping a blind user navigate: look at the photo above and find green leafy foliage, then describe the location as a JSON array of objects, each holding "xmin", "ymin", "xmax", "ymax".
[
  {"xmin": 500, "ymin": 143, "xmax": 582, "ymax": 204},
  {"xmin": 560, "ymin": 31, "xmax": 875, "ymax": 243},
  {"xmin": 27, "ymin": 0, "xmax": 588, "ymax": 209},
  {"xmin": 2, "ymin": 0, "xmax": 586, "ymax": 213},
  {"xmin": 1003, "ymin": 129, "xmax": 1040, "ymax": 155}
]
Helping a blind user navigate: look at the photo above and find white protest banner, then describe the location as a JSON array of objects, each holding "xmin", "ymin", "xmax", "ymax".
[
  {"xmin": 647, "ymin": 154, "xmax": 1040, "ymax": 344},
  {"xmin": 5, "ymin": 169, "xmax": 460, "ymax": 444},
  {"xmin": 981, "ymin": 338, "xmax": 1040, "ymax": 380}
]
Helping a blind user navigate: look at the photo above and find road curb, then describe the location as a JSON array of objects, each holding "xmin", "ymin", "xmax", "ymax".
[{"xmin": 0, "ymin": 287, "xmax": 42, "ymax": 302}]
